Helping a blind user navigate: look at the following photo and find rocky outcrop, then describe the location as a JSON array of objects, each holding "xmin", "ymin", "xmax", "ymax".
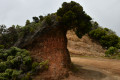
[{"xmin": 14, "ymin": 16, "xmax": 71, "ymax": 79}]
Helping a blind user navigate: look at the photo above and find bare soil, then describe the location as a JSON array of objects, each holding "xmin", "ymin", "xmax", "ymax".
[{"xmin": 64, "ymin": 56, "xmax": 120, "ymax": 80}]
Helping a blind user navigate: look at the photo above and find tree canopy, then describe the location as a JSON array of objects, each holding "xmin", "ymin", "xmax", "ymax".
[{"xmin": 57, "ymin": 1, "xmax": 92, "ymax": 37}]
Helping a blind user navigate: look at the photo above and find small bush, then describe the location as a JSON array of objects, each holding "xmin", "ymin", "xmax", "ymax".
[
  {"xmin": 0, "ymin": 62, "xmax": 7, "ymax": 72},
  {"xmin": 105, "ymin": 47, "xmax": 118, "ymax": 57},
  {"xmin": 0, "ymin": 45, "xmax": 4, "ymax": 49},
  {"xmin": 0, "ymin": 72, "xmax": 9, "ymax": 79},
  {"xmin": 21, "ymin": 72, "xmax": 32, "ymax": 80},
  {"xmin": 32, "ymin": 62, "xmax": 39, "ymax": 72},
  {"xmin": 116, "ymin": 42, "xmax": 120, "ymax": 49},
  {"xmin": 7, "ymin": 56, "xmax": 14, "ymax": 61},
  {"xmin": 45, "ymin": 15, "xmax": 52, "ymax": 26},
  {"xmin": 12, "ymin": 70, "xmax": 22, "ymax": 80}
]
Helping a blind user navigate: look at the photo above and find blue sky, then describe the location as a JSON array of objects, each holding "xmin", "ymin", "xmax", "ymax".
[{"xmin": 0, "ymin": 0, "xmax": 120, "ymax": 36}]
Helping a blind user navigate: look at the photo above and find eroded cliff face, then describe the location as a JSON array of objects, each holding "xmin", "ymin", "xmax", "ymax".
[
  {"xmin": 19, "ymin": 26, "xmax": 71, "ymax": 79},
  {"xmin": 14, "ymin": 15, "xmax": 72, "ymax": 79}
]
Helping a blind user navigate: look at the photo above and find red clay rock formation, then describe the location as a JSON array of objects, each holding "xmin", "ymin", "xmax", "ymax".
[
  {"xmin": 14, "ymin": 17, "xmax": 71, "ymax": 79},
  {"xmin": 29, "ymin": 27, "xmax": 71, "ymax": 79}
]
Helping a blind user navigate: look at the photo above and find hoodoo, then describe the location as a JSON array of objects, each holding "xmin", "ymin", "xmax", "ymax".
[
  {"xmin": 14, "ymin": 1, "xmax": 92, "ymax": 79},
  {"xmin": 14, "ymin": 15, "xmax": 71, "ymax": 79}
]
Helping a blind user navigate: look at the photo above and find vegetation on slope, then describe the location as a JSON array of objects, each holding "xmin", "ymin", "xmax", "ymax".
[
  {"xmin": 89, "ymin": 21, "xmax": 120, "ymax": 59},
  {"xmin": 0, "ymin": 47, "xmax": 48, "ymax": 80}
]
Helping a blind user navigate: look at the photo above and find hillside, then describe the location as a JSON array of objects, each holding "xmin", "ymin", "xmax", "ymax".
[
  {"xmin": 64, "ymin": 31, "xmax": 120, "ymax": 80},
  {"xmin": 67, "ymin": 30, "xmax": 106, "ymax": 57}
]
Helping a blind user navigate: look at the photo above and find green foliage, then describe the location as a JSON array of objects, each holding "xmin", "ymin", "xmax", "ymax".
[
  {"xmin": 0, "ymin": 62, "xmax": 7, "ymax": 72},
  {"xmin": 21, "ymin": 72, "xmax": 32, "ymax": 80},
  {"xmin": 89, "ymin": 27, "xmax": 119, "ymax": 48},
  {"xmin": 105, "ymin": 47, "xmax": 117, "ymax": 57},
  {"xmin": 39, "ymin": 15, "xmax": 44, "ymax": 21},
  {"xmin": 116, "ymin": 42, "xmax": 120, "ymax": 49},
  {"xmin": 0, "ymin": 47, "xmax": 49, "ymax": 80},
  {"xmin": 5, "ymin": 69, "xmax": 13, "ymax": 76},
  {"xmin": 0, "ymin": 73, "xmax": 9, "ymax": 80},
  {"xmin": 7, "ymin": 56, "xmax": 14, "ymax": 61},
  {"xmin": 25, "ymin": 20, "xmax": 31, "ymax": 26},
  {"xmin": 0, "ymin": 25, "xmax": 19, "ymax": 48},
  {"xmin": 0, "ymin": 16, "xmax": 42, "ymax": 49},
  {"xmin": 57, "ymin": 1, "xmax": 92, "ymax": 37},
  {"xmin": 32, "ymin": 62, "xmax": 39, "ymax": 72},
  {"xmin": 23, "ymin": 56, "xmax": 32, "ymax": 65},
  {"xmin": 32, "ymin": 60, "xmax": 49, "ymax": 73},
  {"xmin": 89, "ymin": 27, "xmax": 106, "ymax": 40},
  {"xmin": 105, "ymin": 47, "xmax": 120, "ymax": 59},
  {"xmin": 12, "ymin": 70, "xmax": 22, "ymax": 80},
  {"xmin": 45, "ymin": 15, "xmax": 52, "ymax": 26},
  {"xmin": 100, "ymin": 34, "xmax": 119, "ymax": 48},
  {"xmin": 39, "ymin": 60, "xmax": 49, "ymax": 70},
  {"xmin": 0, "ymin": 45, "xmax": 4, "ymax": 49}
]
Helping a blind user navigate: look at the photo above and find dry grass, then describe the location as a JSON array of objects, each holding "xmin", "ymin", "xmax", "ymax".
[{"xmin": 67, "ymin": 30, "xmax": 106, "ymax": 57}]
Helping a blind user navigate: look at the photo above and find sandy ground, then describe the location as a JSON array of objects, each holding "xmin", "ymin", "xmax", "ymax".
[{"xmin": 64, "ymin": 56, "xmax": 120, "ymax": 80}]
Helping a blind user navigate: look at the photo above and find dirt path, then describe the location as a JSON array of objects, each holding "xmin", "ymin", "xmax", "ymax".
[{"xmin": 64, "ymin": 56, "xmax": 120, "ymax": 80}]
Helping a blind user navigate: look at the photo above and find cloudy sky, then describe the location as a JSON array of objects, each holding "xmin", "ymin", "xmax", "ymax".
[{"xmin": 0, "ymin": 0, "xmax": 120, "ymax": 36}]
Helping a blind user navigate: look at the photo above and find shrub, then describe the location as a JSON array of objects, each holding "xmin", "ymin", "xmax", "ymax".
[
  {"xmin": 45, "ymin": 15, "xmax": 52, "ymax": 26},
  {"xmin": 0, "ymin": 53, "xmax": 3, "ymax": 59},
  {"xmin": 0, "ymin": 45, "xmax": 4, "ymax": 49},
  {"xmin": 21, "ymin": 72, "xmax": 32, "ymax": 80},
  {"xmin": 7, "ymin": 56, "xmax": 14, "ymax": 61},
  {"xmin": 12, "ymin": 70, "xmax": 22, "ymax": 80},
  {"xmin": 23, "ymin": 56, "xmax": 32, "ymax": 65},
  {"xmin": 0, "ymin": 47, "xmax": 49, "ymax": 80},
  {"xmin": 39, "ymin": 60, "xmax": 49, "ymax": 70},
  {"xmin": 100, "ymin": 34, "xmax": 119, "ymax": 48},
  {"xmin": 89, "ymin": 27, "xmax": 106, "ymax": 40},
  {"xmin": 0, "ymin": 62, "xmax": 7, "ymax": 72},
  {"xmin": 105, "ymin": 47, "xmax": 118, "ymax": 57},
  {"xmin": 32, "ymin": 62, "xmax": 39, "ymax": 72},
  {"xmin": 5, "ymin": 69, "xmax": 13, "ymax": 79},
  {"xmin": 25, "ymin": 20, "xmax": 31, "ymax": 26},
  {"xmin": 39, "ymin": 15, "xmax": 44, "ymax": 21},
  {"xmin": 116, "ymin": 41, "xmax": 120, "ymax": 49},
  {"xmin": 5, "ymin": 69, "xmax": 13, "ymax": 75},
  {"xmin": 89, "ymin": 27, "xmax": 119, "ymax": 48},
  {"xmin": 0, "ymin": 73, "xmax": 9, "ymax": 79}
]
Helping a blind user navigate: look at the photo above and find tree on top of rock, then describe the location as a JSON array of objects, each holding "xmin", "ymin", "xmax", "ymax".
[{"xmin": 57, "ymin": 1, "xmax": 92, "ymax": 38}]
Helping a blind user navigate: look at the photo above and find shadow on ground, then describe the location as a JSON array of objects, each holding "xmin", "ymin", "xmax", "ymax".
[{"xmin": 74, "ymin": 64, "xmax": 107, "ymax": 80}]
